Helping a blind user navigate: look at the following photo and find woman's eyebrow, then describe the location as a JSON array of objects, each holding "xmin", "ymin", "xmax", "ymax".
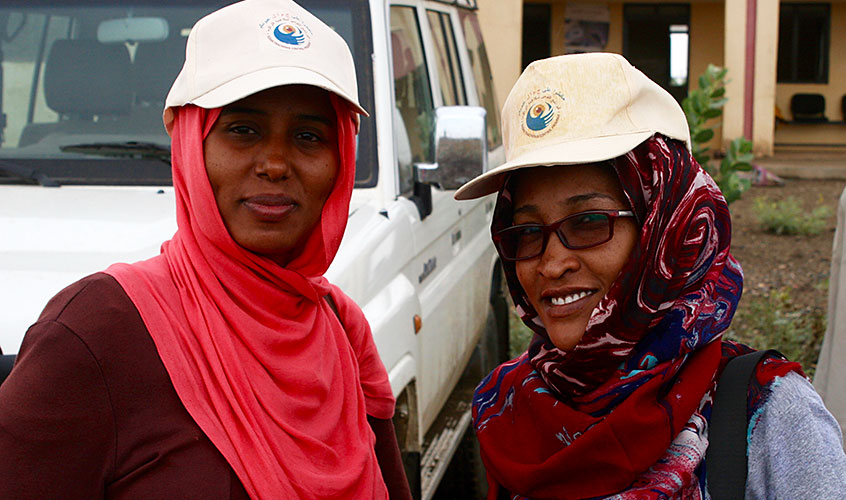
[
  {"xmin": 565, "ymin": 192, "xmax": 616, "ymax": 205},
  {"xmin": 299, "ymin": 114, "xmax": 333, "ymax": 126},
  {"xmin": 512, "ymin": 204, "xmax": 538, "ymax": 217},
  {"xmin": 220, "ymin": 106, "xmax": 265, "ymax": 116},
  {"xmin": 218, "ymin": 108, "xmax": 332, "ymax": 126},
  {"xmin": 513, "ymin": 193, "xmax": 618, "ymax": 217}
]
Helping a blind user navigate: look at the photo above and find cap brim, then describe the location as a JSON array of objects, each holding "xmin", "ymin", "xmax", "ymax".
[
  {"xmin": 163, "ymin": 66, "xmax": 367, "ymax": 135},
  {"xmin": 454, "ymin": 130, "xmax": 655, "ymax": 200},
  {"xmin": 192, "ymin": 66, "xmax": 367, "ymax": 116}
]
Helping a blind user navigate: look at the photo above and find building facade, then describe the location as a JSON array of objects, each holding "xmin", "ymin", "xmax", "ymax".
[{"xmin": 476, "ymin": 0, "xmax": 846, "ymax": 156}]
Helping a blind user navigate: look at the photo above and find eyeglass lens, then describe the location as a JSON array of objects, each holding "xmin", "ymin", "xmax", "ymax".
[{"xmin": 500, "ymin": 212, "xmax": 615, "ymax": 260}]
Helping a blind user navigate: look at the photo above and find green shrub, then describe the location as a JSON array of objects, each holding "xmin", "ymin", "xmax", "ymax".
[
  {"xmin": 681, "ymin": 65, "xmax": 753, "ymax": 205},
  {"xmin": 712, "ymin": 138, "xmax": 754, "ymax": 205},
  {"xmin": 752, "ymin": 196, "xmax": 832, "ymax": 235},
  {"xmin": 727, "ymin": 286, "xmax": 827, "ymax": 378},
  {"xmin": 682, "ymin": 65, "xmax": 728, "ymax": 167}
]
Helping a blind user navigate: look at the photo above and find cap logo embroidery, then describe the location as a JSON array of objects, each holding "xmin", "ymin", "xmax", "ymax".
[
  {"xmin": 519, "ymin": 89, "xmax": 565, "ymax": 138},
  {"xmin": 262, "ymin": 13, "xmax": 312, "ymax": 50}
]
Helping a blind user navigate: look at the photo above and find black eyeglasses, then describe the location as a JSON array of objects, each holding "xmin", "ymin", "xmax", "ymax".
[{"xmin": 493, "ymin": 209, "xmax": 635, "ymax": 261}]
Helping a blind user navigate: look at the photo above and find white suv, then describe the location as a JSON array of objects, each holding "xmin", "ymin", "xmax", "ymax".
[{"xmin": 0, "ymin": 1, "xmax": 508, "ymax": 497}]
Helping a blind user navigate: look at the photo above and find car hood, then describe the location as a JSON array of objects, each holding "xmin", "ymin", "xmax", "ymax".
[
  {"xmin": 0, "ymin": 185, "xmax": 371, "ymax": 354},
  {"xmin": 0, "ymin": 185, "xmax": 176, "ymax": 353}
]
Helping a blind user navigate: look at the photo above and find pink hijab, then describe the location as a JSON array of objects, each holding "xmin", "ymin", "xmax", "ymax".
[{"xmin": 106, "ymin": 95, "xmax": 394, "ymax": 499}]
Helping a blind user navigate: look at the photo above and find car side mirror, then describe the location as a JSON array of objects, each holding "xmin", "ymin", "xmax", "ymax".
[{"xmin": 415, "ymin": 106, "xmax": 487, "ymax": 190}]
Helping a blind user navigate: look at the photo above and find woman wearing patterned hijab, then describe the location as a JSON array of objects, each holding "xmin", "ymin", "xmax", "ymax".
[
  {"xmin": 455, "ymin": 53, "xmax": 846, "ymax": 499},
  {"xmin": 0, "ymin": 1, "xmax": 411, "ymax": 498}
]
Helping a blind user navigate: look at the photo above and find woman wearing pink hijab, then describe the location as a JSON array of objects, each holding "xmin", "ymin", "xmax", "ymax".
[{"xmin": 0, "ymin": 1, "xmax": 411, "ymax": 499}]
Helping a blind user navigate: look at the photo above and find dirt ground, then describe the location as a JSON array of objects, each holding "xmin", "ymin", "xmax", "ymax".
[
  {"xmin": 728, "ymin": 177, "xmax": 845, "ymax": 371},
  {"xmin": 730, "ymin": 178, "xmax": 844, "ymax": 307}
]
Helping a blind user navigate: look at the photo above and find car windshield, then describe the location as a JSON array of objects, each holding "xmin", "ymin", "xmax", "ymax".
[{"xmin": 0, "ymin": 0, "xmax": 376, "ymax": 186}]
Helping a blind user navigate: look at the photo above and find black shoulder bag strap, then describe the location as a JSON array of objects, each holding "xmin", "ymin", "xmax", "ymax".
[
  {"xmin": 0, "ymin": 354, "xmax": 16, "ymax": 387},
  {"xmin": 706, "ymin": 349, "xmax": 782, "ymax": 500}
]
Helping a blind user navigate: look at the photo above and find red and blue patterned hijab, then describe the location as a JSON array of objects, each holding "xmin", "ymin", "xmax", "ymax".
[{"xmin": 473, "ymin": 135, "xmax": 800, "ymax": 500}]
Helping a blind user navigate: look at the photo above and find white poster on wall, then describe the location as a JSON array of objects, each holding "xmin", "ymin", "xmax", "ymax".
[{"xmin": 565, "ymin": 3, "xmax": 610, "ymax": 54}]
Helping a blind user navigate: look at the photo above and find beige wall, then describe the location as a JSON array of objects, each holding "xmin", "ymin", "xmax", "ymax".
[
  {"xmin": 722, "ymin": 0, "xmax": 781, "ymax": 156},
  {"xmin": 721, "ymin": 0, "xmax": 846, "ymax": 153},
  {"xmin": 722, "ymin": 0, "xmax": 746, "ymax": 148},
  {"xmin": 752, "ymin": 0, "xmax": 779, "ymax": 155},
  {"xmin": 606, "ymin": 3, "xmax": 623, "ymax": 54},
  {"xmin": 550, "ymin": 0, "xmax": 567, "ymax": 56},
  {"xmin": 525, "ymin": 0, "xmax": 623, "ymax": 55},
  {"xmin": 525, "ymin": 0, "xmax": 727, "ymax": 89},
  {"xmin": 540, "ymin": 0, "xmax": 622, "ymax": 55},
  {"xmin": 774, "ymin": 123, "xmax": 846, "ymax": 145},
  {"xmin": 690, "ymin": 2, "xmax": 726, "ymax": 151},
  {"xmin": 476, "ymin": 0, "xmax": 524, "ymax": 110},
  {"xmin": 480, "ymin": 0, "xmax": 827, "ymax": 153},
  {"xmin": 483, "ymin": 0, "xmax": 731, "ymax": 153},
  {"xmin": 537, "ymin": 0, "xmax": 725, "ymax": 70},
  {"xmin": 690, "ymin": 3, "xmax": 724, "ymax": 87}
]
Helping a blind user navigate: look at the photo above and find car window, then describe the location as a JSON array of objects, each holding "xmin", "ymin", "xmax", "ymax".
[
  {"xmin": 458, "ymin": 9, "xmax": 501, "ymax": 150},
  {"xmin": 0, "ymin": 0, "xmax": 377, "ymax": 188},
  {"xmin": 390, "ymin": 5, "xmax": 435, "ymax": 194},
  {"xmin": 426, "ymin": 9, "xmax": 466, "ymax": 107},
  {"xmin": 3, "ymin": 12, "xmax": 74, "ymax": 147}
]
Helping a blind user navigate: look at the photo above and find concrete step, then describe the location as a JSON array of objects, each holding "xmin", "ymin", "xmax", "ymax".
[{"xmin": 755, "ymin": 148, "xmax": 846, "ymax": 180}]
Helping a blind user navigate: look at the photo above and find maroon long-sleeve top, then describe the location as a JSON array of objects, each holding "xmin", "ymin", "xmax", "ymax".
[{"xmin": 0, "ymin": 274, "xmax": 411, "ymax": 499}]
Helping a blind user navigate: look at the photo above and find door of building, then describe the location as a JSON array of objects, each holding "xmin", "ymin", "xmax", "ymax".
[
  {"xmin": 623, "ymin": 3, "xmax": 690, "ymax": 102},
  {"xmin": 522, "ymin": 3, "xmax": 552, "ymax": 70}
]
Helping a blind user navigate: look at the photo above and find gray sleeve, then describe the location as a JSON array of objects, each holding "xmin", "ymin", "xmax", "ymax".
[{"xmin": 745, "ymin": 371, "xmax": 846, "ymax": 499}]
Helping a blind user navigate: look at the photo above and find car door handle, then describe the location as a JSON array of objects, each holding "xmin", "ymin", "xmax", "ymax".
[{"xmin": 451, "ymin": 229, "xmax": 462, "ymax": 245}]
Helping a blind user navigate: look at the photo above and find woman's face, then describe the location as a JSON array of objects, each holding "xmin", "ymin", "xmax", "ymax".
[
  {"xmin": 512, "ymin": 164, "xmax": 638, "ymax": 351},
  {"xmin": 204, "ymin": 85, "xmax": 339, "ymax": 265}
]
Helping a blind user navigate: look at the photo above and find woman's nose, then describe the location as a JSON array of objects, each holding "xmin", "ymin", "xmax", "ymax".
[
  {"xmin": 537, "ymin": 232, "xmax": 580, "ymax": 278},
  {"xmin": 255, "ymin": 140, "xmax": 292, "ymax": 181}
]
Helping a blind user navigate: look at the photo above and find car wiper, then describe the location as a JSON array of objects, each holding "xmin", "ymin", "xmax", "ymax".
[
  {"xmin": 0, "ymin": 159, "xmax": 60, "ymax": 187},
  {"xmin": 60, "ymin": 141, "xmax": 171, "ymax": 164}
]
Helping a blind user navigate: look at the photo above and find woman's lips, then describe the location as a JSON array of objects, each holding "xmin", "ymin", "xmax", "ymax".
[
  {"xmin": 541, "ymin": 288, "xmax": 597, "ymax": 318},
  {"xmin": 242, "ymin": 194, "xmax": 296, "ymax": 221}
]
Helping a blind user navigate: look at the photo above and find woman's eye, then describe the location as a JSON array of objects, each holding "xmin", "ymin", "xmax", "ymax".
[
  {"xmin": 296, "ymin": 131, "xmax": 323, "ymax": 143},
  {"xmin": 297, "ymin": 132, "xmax": 320, "ymax": 142},
  {"xmin": 515, "ymin": 226, "xmax": 542, "ymax": 240},
  {"xmin": 576, "ymin": 213, "xmax": 605, "ymax": 224},
  {"xmin": 228, "ymin": 125, "xmax": 257, "ymax": 135},
  {"xmin": 569, "ymin": 213, "xmax": 610, "ymax": 232}
]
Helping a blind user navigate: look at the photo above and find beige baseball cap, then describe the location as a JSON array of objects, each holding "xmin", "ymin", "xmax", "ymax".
[
  {"xmin": 454, "ymin": 52, "xmax": 691, "ymax": 200},
  {"xmin": 163, "ymin": 0, "xmax": 367, "ymax": 134}
]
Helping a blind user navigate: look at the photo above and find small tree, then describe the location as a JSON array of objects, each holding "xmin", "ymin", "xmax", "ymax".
[{"xmin": 681, "ymin": 65, "xmax": 754, "ymax": 204}]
